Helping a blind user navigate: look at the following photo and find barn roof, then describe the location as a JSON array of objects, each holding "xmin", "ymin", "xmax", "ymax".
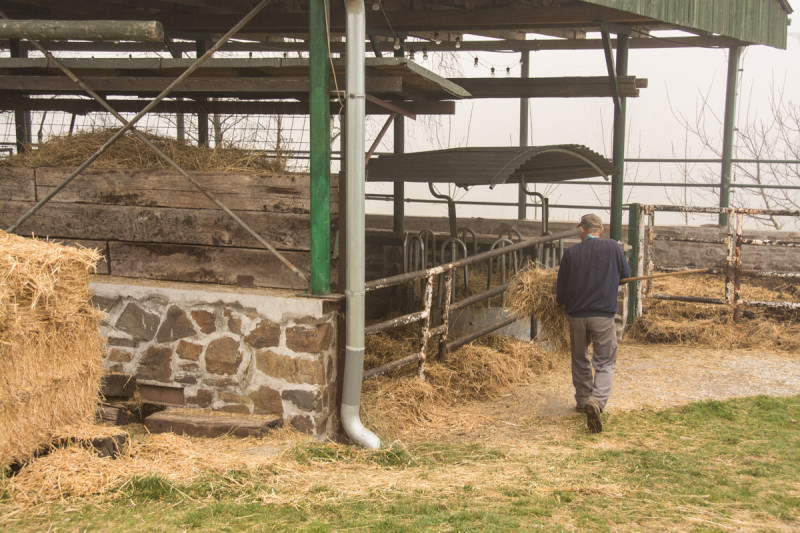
[
  {"xmin": 0, "ymin": 1, "xmax": 792, "ymax": 49},
  {"xmin": 366, "ymin": 145, "xmax": 617, "ymax": 188}
]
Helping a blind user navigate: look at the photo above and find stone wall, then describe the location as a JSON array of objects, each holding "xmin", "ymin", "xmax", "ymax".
[{"xmin": 92, "ymin": 278, "xmax": 340, "ymax": 437}]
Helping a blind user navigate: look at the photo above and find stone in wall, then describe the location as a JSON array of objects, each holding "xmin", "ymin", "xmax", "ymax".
[
  {"xmin": 108, "ymin": 337, "xmax": 137, "ymax": 348},
  {"xmin": 115, "ymin": 302, "xmax": 160, "ymax": 341},
  {"xmin": 138, "ymin": 346, "xmax": 173, "ymax": 382},
  {"xmin": 285, "ymin": 322, "xmax": 333, "ymax": 353},
  {"xmin": 244, "ymin": 319, "xmax": 281, "ymax": 348},
  {"xmin": 218, "ymin": 392, "xmax": 252, "ymax": 414},
  {"xmin": 282, "ymin": 389, "xmax": 321, "ymax": 412},
  {"xmin": 191, "ymin": 309, "xmax": 217, "ymax": 334},
  {"xmin": 255, "ymin": 350, "xmax": 325, "ymax": 385},
  {"xmin": 205, "ymin": 336, "xmax": 242, "ymax": 375},
  {"xmin": 250, "ymin": 386, "xmax": 283, "ymax": 415},
  {"xmin": 91, "ymin": 295, "xmax": 119, "ymax": 312},
  {"xmin": 289, "ymin": 414, "xmax": 315, "ymax": 433},
  {"xmin": 224, "ymin": 309, "xmax": 242, "ymax": 335},
  {"xmin": 176, "ymin": 340, "xmax": 203, "ymax": 361},
  {"xmin": 186, "ymin": 388, "xmax": 213, "ymax": 408},
  {"xmin": 203, "ymin": 376, "xmax": 239, "ymax": 387},
  {"xmin": 108, "ymin": 349, "xmax": 132, "ymax": 363},
  {"xmin": 156, "ymin": 305, "xmax": 197, "ymax": 343}
]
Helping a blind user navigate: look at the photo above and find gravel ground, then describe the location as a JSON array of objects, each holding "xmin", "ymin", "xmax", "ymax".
[{"xmin": 488, "ymin": 343, "xmax": 800, "ymax": 420}]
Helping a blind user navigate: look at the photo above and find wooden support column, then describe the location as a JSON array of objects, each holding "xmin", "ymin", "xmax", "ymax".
[
  {"xmin": 9, "ymin": 39, "xmax": 31, "ymax": 153},
  {"xmin": 195, "ymin": 39, "xmax": 209, "ymax": 147},
  {"xmin": 392, "ymin": 39, "xmax": 405, "ymax": 236}
]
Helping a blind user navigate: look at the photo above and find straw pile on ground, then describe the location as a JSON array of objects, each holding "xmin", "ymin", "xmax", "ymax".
[
  {"xmin": 362, "ymin": 335, "xmax": 555, "ymax": 440},
  {"xmin": 0, "ymin": 130, "xmax": 287, "ymax": 173},
  {"xmin": 505, "ymin": 266, "xmax": 570, "ymax": 354},
  {"xmin": 0, "ymin": 231, "xmax": 104, "ymax": 470},
  {"xmin": 627, "ymin": 272, "xmax": 800, "ymax": 351}
]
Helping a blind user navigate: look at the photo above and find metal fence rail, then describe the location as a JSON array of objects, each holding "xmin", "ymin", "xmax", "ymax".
[
  {"xmin": 628, "ymin": 204, "xmax": 800, "ymax": 321},
  {"xmin": 362, "ymin": 228, "xmax": 578, "ymax": 381}
]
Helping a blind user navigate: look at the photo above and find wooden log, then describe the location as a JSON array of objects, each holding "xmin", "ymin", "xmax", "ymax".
[
  {"xmin": 101, "ymin": 372, "xmax": 136, "ymax": 398},
  {"xmin": 96, "ymin": 404, "xmax": 135, "ymax": 425},
  {"xmin": 144, "ymin": 409, "xmax": 282, "ymax": 438},
  {"xmin": 1, "ymin": 200, "xmax": 315, "ymax": 250},
  {"xmin": 0, "ymin": 20, "xmax": 165, "ymax": 42},
  {"xmin": 107, "ymin": 242, "xmax": 312, "ymax": 290},
  {"xmin": 33, "ymin": 168, "xmax": 339, "ymax": 215}
]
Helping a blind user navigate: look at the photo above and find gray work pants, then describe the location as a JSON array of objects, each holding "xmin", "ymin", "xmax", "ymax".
[{"xmin": 568, "ymin": 316, "xmax": 617, "ymax": 411}]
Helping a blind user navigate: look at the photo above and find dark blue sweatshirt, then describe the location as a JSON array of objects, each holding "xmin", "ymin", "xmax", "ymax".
[{"xmin": 556, "ymin": 237, "xmax": 631, "ymax": 318}]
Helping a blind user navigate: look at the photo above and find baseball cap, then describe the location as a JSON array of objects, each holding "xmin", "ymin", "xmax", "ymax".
[{"xmin": 578, "ymin": 213, "xmax": 603, "ymax": 230}]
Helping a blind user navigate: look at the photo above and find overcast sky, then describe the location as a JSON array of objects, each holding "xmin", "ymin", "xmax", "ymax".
[{"xmin": 366, "ymin": 29, "xmax": 800, "ymax": 229}]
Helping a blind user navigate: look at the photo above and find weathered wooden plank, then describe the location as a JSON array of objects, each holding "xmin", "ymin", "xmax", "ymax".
[
  {"xmin": 144, "ymin": 409, "xmax": 282, "ymax": 438},
  {"xmin": 34, "ymin": 168, "xmax": 339, "ymax": 214},
  {"xmin": 107, "ymin": 242, "xmax": 311, "ymax": 290},
  {"xmin": 137, "ymin": 384, "xmax": 185, "ymax": 406},
  {"xmin": 0, "ymin": 96, "xmax": 457, "ymax": 116},
  {"xmin": 1, "ymin": 200, "xmax": 315, "ymax": 250},
  {"xmin": 0, "ymin": 75, "xmax": 404, "ymax": 97},
  {"xmin": 0, "ymin": 167, "xmax": 36, "ymax": 202},
  {"xmin": 448, "ymin": 76, "xmax": 642, "ymax": 98}
]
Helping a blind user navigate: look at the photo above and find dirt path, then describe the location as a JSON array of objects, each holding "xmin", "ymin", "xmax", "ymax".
[
  {"xmin": 521, "ymin": 343, "xmax": 800, "ymax": 417},
  {"xmin": 398, "ymin": 343, "xmax": 800, "ymax": 445}
]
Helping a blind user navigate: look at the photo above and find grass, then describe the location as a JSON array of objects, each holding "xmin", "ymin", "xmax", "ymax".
[{"xmin": 2, "ymin": 394, "xmax": 799, "ymax": 531}]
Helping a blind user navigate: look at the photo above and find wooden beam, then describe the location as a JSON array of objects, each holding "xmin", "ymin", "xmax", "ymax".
[
  {"xmin": 447, "ymin": 76, "xmax": 644, "ymax": 98},
  {"xmin": 0, "ymin": 96, "xmax": 453, "ymax": 116},
  {"xmin": 0, "ymin": 75, "xmax": 404, "ymax": 96},
  {"xmin": 12, "ymin": 35, "xmax": 750, "ymax": 55},
  {"xmin": 0, "ymin": 19, "xmax": 165, "ymax": 42},
  {"xmin": 0, "ymin": 96, "xmax": 456, "ymax": 115}
]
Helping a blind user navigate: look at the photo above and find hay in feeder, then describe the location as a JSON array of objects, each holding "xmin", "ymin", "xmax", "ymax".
[
  {"xmin": 628, "ymin": 272, "xmax": 800, "ymax": 351},
  {"xmin": 0, "ymin": 231, "xmax": 104, "ymax": 470},
  {"xmin": 0, "ymin": 129, "xmax": 288, "ymax": 173},
  {"xmin": 505, "ymin": 266, "xmax": 570, "ymax": 355},
  {"xmin": 361, "ymin": 335, "xmax": 555, "ymax": 439}
]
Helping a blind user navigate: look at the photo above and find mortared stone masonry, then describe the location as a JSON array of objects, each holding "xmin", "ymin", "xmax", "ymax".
[{"xmin": 92, "ymin": 278, "xmax": 339, "ymax": 438}]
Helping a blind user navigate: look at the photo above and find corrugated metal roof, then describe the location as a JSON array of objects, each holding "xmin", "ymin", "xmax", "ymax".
[
  {"xmin": 366, "ymin": 145, "xmax": 617, "ymax": 188},
  {"xmin": 582, "ymin": 0, "xmax": 792, "ymax": 49}
]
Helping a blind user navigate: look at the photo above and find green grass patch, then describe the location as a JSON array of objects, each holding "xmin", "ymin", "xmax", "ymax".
[{"xmin": 3, "ymin": 395, "xmax": 799, "ymax": 532}]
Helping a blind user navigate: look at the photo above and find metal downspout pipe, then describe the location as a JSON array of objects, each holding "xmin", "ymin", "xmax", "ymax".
[{"xmin": 341, "ymin": 0, "xmax": 381, "ymax": 449}]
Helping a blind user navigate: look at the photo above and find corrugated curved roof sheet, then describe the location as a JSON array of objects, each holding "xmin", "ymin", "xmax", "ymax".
[{"xmin": 366, "ymin": 145, "xmax": 617, "ymax": 188}]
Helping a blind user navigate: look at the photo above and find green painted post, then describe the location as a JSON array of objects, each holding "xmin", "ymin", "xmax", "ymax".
[
  {"xmin": 627, "ymin": 202, "xmax": 640, "ymax": 326},
  {"xmin": 719, "ymin": 46, "xmax": 742, "ymax": 227},
  {"xmin": 610, "ymin": 34, "xmax": 628, "ymax": 242},
  {"xmin": 309, "ymin": 0, "xmax": 331, "ymax": 294}
]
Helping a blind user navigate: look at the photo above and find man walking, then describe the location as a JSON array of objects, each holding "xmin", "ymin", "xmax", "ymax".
[{"xmin": 555, "ymin": 214, "xmax": 630, "ymax": 433}]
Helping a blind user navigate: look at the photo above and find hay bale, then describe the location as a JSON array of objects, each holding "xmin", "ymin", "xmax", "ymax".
[
  {"xmin": 0, "ymin": 231, "xmax": 104, "ymax": 469},
  {"xmin": 506, "ymin": 266, "xmax": 570, "ymax": 354},
  {"xmin": 0, "ymin": 129, "xmax": 287, "ymax": 173}
]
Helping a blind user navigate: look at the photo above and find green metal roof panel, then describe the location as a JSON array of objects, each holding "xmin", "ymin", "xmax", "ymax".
[{"xmin": 582, "ymin": 0, "xmax": 791, "ymax": 49}]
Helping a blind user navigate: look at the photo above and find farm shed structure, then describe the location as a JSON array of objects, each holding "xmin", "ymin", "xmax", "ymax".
[{"xmin": 0, "ymin": 0, "xmax": 792, "ymax": 446}]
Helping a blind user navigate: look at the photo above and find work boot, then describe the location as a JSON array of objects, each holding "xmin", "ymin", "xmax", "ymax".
[{"xmin": 584, "ymin": 398, "xmax": 602, "ymax": 434}]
